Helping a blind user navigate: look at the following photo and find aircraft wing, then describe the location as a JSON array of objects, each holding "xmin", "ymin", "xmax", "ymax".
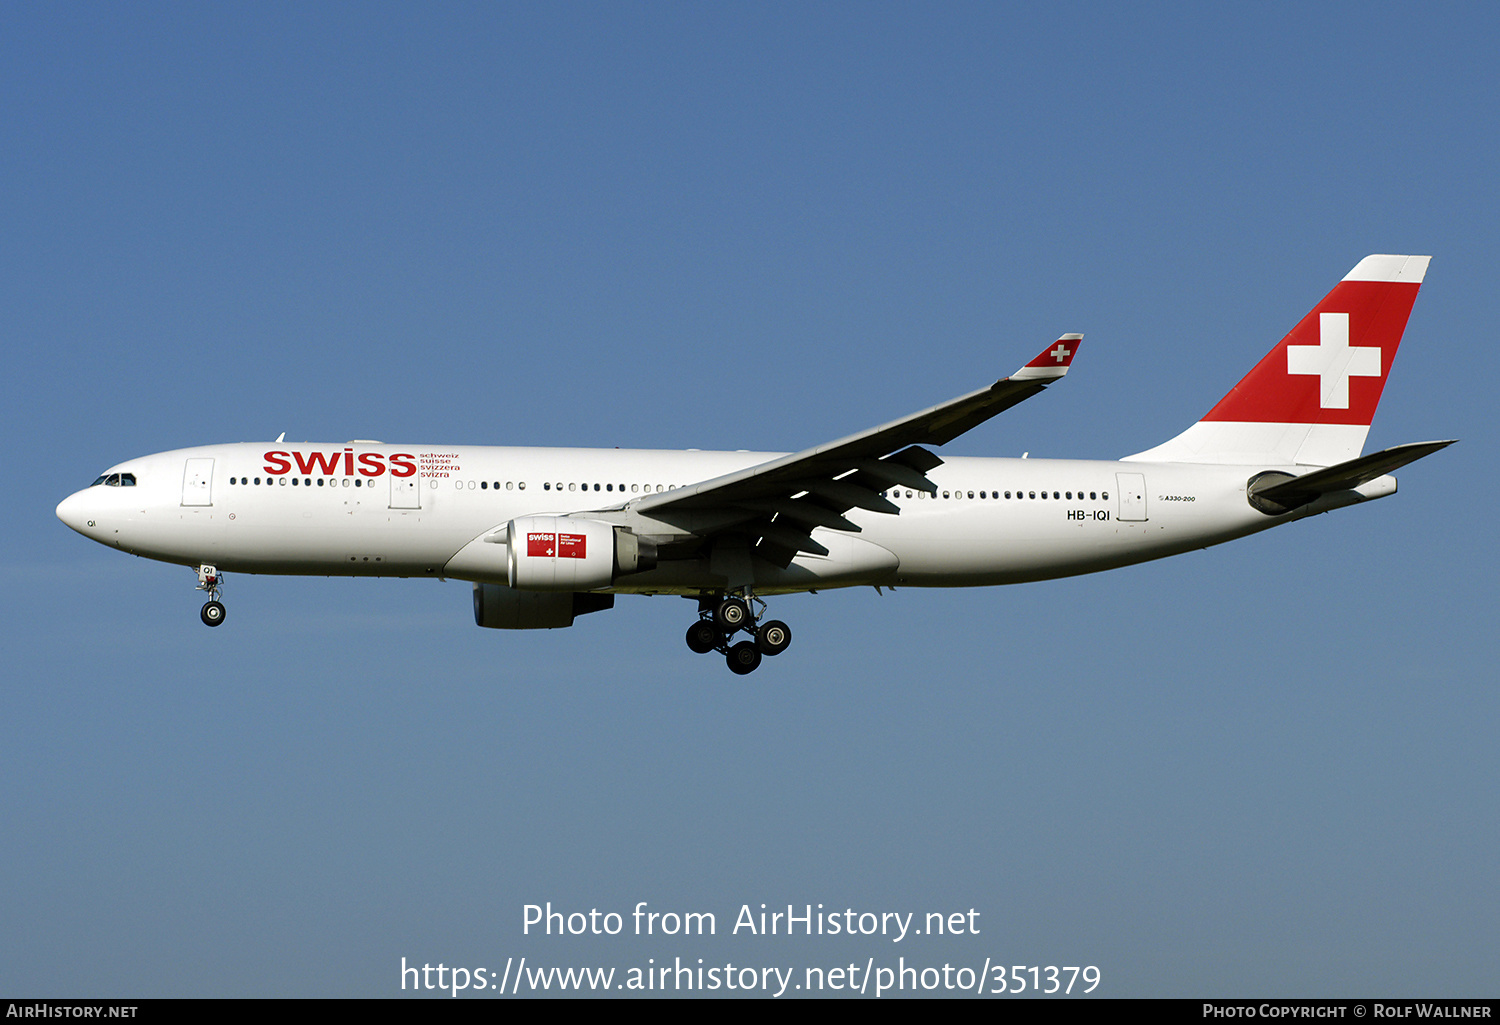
[{"xmin": 621, "ymin": 335, "xmax": 1082, "ymax": 566}]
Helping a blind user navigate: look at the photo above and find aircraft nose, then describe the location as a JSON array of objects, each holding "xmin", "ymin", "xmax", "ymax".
[{"xmin": 56, "ymin": 490, "xmax": 95, "ymax": 535}]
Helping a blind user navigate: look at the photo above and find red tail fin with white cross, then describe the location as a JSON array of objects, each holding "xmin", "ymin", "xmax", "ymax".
[{"xmin": 1125, "ymin": 255, "xmax": 1430, "ymax": 466}]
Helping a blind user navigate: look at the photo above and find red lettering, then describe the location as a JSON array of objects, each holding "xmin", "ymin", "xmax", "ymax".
[
  {"xmin": 357, "ymin": 452, "xmax": 386, "ymax": 476},
  {"xmin": 263, "ymin": 451, "xmax": 291, "ymax": 475},
  {"xmin": 344, "ymin": 449, "xmax": 354, "ymax": 475},
  {"xmin": 293, "ymin": 451, "xmax": 341, "ymax": 475},
  {"xmin": 388, "ymin": 454, "xmax": 416, "ymax": 478}
]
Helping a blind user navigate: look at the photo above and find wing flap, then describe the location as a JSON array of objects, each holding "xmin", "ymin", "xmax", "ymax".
[
  {"xmin": 846, "ymin": 457, "xmax": 938, "ymax": 492},
  {"xmin": 736, "ymin": 498, "xmax": 862, "ymax": 533},
  {"xmin": 792, "ymin": 477, "xmax": 900, "ymax": 514},
  {"xmin": 758, "ymin": 520, "xmax": 830, "ymax": 557}
]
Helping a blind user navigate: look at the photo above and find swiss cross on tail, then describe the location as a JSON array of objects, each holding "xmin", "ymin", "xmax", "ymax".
[
  {"xmin": 1203, "ymin": 255, "xmax": 1429, "ymax": 427},
  {"xmin": 1287, "ymin": 313, "xmax": 1382, "ymax": 409}
]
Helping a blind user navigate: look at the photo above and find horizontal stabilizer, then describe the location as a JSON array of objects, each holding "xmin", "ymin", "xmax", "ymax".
[{"xmin": 1248, "ymin": 440, "xmax": 1455, "ymax": 514}]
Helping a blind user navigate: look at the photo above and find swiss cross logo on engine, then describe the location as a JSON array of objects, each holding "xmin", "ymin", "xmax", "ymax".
[{"xmin": 526, "ymin": 532, "xmax": 586, "ymax": 558}]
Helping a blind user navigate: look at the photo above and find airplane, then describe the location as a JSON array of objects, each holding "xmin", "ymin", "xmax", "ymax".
[{"xmin": 56, "ymin": 255, "xmax": 1452, "ymax": 674}]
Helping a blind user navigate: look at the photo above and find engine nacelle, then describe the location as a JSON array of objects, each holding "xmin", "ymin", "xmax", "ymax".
[
  {"xmin": 472, "ymin": 583, "xmax": 614, "ymax": 630},
  {"xmin": 506, "ymin": 515, "xmax": 657, "ymax": 591}
]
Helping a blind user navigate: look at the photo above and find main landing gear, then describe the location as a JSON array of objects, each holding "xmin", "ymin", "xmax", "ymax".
[
  {"xmin": 684, "ymin": 592, "xmax": 792, "ymax": 675},
  {"xmin": 197, "ymin": 564, "xmax": 226, "ymax": 627}
]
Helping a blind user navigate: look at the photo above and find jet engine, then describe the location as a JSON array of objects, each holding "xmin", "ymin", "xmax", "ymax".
[
  {"xmin": 472, "ymin": 583, "xmax": 614, "ymax": 630},
  {"xmin": 506, "ymin": 515, "xmax": 657, "ymax": 590}
]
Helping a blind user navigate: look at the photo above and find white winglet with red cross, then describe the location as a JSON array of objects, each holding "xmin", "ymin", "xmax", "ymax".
[
  {"xmin": 1012, "ymin": 333, "xmax": 1084, "ymax": 381},
  {"xmin": 1125, "ymin": 256, "xmax": 1429, "ymax": 467}
]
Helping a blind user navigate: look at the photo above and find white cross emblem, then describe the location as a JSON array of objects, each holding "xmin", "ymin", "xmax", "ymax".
[
  {"xmin": 1049, "ymin": 343, "xmax": 1071, "ymax": 363},
  {"xmin": 1286, "ymin": 312, "xmax": 1380, "ymax": 409}
]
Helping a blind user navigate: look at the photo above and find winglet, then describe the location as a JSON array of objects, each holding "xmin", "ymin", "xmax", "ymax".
[{"xmin": 1011, "ymin": 334, "xmax": 1083, "ymax": 381}]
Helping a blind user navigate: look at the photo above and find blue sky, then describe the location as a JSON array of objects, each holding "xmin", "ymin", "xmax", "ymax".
[{"xmin": 3, "ymin": 2, "xmax": 1495, "ymax": 997}]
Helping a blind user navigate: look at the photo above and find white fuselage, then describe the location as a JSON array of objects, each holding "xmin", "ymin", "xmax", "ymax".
[{"xmin": 55, "ymin": 442, "xmax": 1391, "ymax": 595}]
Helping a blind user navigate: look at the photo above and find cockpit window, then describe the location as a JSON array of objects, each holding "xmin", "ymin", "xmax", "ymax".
[
  {"xmin": 91, "ymin": 475, "xmax": 109, "ymax": 487},
  {"xmin": 90, "ymin": 473, "xmax": 137, "ymax": 487},
  {"xmin": 119, "ymin": 473, "xmax": 136, "ymax": 486}
]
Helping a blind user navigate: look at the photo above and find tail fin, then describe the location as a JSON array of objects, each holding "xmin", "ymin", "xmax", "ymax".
[{"xmin": 1124, "ymin": 255, "xmax": 1430, "ymax": 466}]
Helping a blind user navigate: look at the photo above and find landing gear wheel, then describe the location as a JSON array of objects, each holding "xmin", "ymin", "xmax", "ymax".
[
  {"xmin": 685, "ymin": 619, "xmax": 721, "ymax": 654},
  {"xmin": 200, "ymin": 601, "xmax": 226, "ymax": 627},
  {"xmin": 756, "ymin": 619, "xmax": 791, "ymax": 656},
  {"xmin": 715, "ymin": 597, "xmax": 751, "ymax": 633},
  {"xmin": 726, "ymin": 641, "xmax": 762, "ymax": 675}
]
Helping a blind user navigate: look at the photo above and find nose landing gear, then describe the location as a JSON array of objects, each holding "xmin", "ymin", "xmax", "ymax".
[
  {"xmin": 197, "ymin": 564, "xmax": 226, "ymax": 627},
  {"xmin": 683, "ymin": 591, "xmax": 792, "ymax": 674}
]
